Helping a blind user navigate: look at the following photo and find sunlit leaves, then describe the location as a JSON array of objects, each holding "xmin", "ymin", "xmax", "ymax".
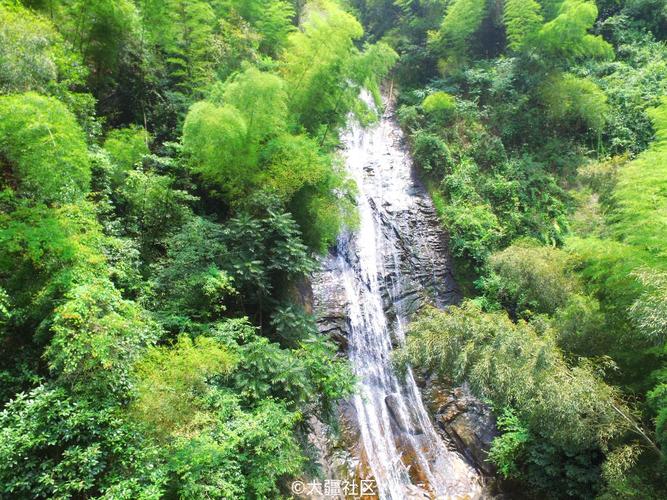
[
  {"xmin": 540, "ymin": 73, "xmax": 609, "ymax": 131},
  {"xmin": 46, "ymin": 278, "xmax": 159, "ymax": 394},
  {"xmin": 0, "ymin": 3, "xmax": 370, "ymax": 497},
  {"xmin": 103, "ymin": 126, "xmax": 150, "ymax": 179},
  {"xmin": 432, "ymin": 0, "xmax": 487, "ymax": 67},
  {"xmin": 411, "ymin": 130, "xmax": 454, "ymax": 174},
  {"xmin": 221, "ymin": 67, "xmax": 288, "ymax": 144},
  {"xmin": 132, "ymin": 335, "xmax": 236, "ymax": 437},
  {"xmin": 184, "ymin": 67, "xmax": 289, "ymax": 198},
  {"xmin": 349, "ymin": 41, "xmax": 399, "ymax": 102},
  {"xmin": 487, "ymin": 408, "xmax": 529, "ymax": 478},
  {"xmin": 0, "ymin": 2, "xmax": 86, "ymax": 93},
  {"xmin": 259, "ymin": 133, "xmax": 330, "ymax": 200},
  {"xmin": 230, "ymin": 0, "xmax": 295, "ymax": 55},
  {"xmin": 421, "ymin": 91, "xmax": 456, "ymax": 126},
  {"xmin": 438, "ymin": 199, "xmax": 503, "ymax": 265},
  {"xmin": 534, "ymin": 0, "xmax": 613, "ymax": 64},
  {"xmin": 0, "ymin": 202, "xmax": 107, "ymax": 336},
  {"xmin": 281, "ymin": 0, "xmax": 364, "ymax": 133},
  {"xmin": 119, "ymin": 169, "xmax": 195, "ymax": 253},
  {"xmin": 141, "ymin": 0, "xmax": 216, "ymax": 92},
  {"xmin": 608, "ymin": 98, "xmax": 667, "ymax": 261},
  {"xmin": 422, "ymin": 91, "xmax": 455, "ymax": 113},
  {"xmin": 0, "ymin": 93, "xmax": 91, "ymax": 204},
  {"xmin": 182, "ymin": 100, "xmax": 249, "ymax": 197},
  {"xmin": 503, "ymin": 0, "xmax": 543, "ymax": 51}
]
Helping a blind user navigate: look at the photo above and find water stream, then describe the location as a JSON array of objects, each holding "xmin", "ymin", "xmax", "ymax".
[{"xmin": 313, "ymin": 92, "xmax": 484, "ymax": 499}]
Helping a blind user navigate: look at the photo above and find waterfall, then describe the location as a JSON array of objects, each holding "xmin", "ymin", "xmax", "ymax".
[{"xmin": 313, "ymin": 92, "xmax": 483, "ymax": 499}]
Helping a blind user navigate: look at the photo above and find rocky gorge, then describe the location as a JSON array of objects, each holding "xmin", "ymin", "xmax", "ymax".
[{"xmin": 306, "ymin": 92, "xmax": 497, "ymax": 499}]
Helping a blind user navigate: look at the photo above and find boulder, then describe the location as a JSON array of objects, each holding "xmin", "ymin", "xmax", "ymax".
[{"xmin": 426, "ymin": 382, "xmax": 498, "ymax": 476}]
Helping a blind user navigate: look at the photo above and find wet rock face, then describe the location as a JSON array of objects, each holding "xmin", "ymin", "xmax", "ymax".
[
  {"xmin": 288, "ymin": 277, "xmax": 315, "ymax": 314},
  {"xmin": 426, "ymin": 382, "xmax": 499, "ymax": 477},
  {"xmin": 304, "ymin": 411, "xmax": 360, "ymax": 483},
  {"xmin": 377, "ymin": 195, "xmax": 461, "ymax": 313},
  {"xmin": 385, "ymin": 393, "xmax": 424, "ymax": 435},
  {"xmin": 311, "ymin": 257, "xmax": 351, "ymax": 351},
  {"xmin": 310, "ymin": 93, "xmax": 486, "ymax": 498},
  {"xmin": 311, "ymin": 131, "xmax": 461, "ymax": 350}
]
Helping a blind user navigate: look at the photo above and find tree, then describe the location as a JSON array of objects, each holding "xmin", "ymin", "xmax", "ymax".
[
  {"xmin": 36, "ymin": 0, "xmax": 142, "ymax": 98},
  {"xmin": 0, "ymin": 1, "xmax": 86, "ymax": 93},
  {"xmin": 153, "ymin": 209, "xmax": 316, "ymax": 324},
  {"xmin": 218, "ymin": 67, "xmax": 288, "ymax": 146},
  {"xmin": 223, "ymin": 0, "xmax": 296, "ymax": 55},
  {"xmin": 118, "ymin": 169, "xmax": 195, "ymax": 256},
  {"xmin": 258, "ymin": 133, "xmax": 330, "ymax": 200},
  {"xmin": 609, "ymin": 97, "xmax": 667, "ymax": 262},
  {"xmin": 103, "ymin": 126, "xmax": 151, "ymax": 181},
  {"xmin": 422, "ymin": 91, "xmax": 456, "ymax": 114},
  {"xmin": 136, "ymin": 0, "xmax": 221, "ymax": 96},
  {"xmin": 485, "ymin": 242, "xmax": 577, "ymax": 316},
  {"xmin": 281, "ymin": 0, "xmax": 368, "ymax": 136},
  {"xmin": 411, "ymin": 130, "xmax": 454, "ymax": 175},
  {"xmin": 533, "ymin": 0, "xmax": 613, "ymax": 65},
  {"xmin": 132, "ymin": 335, "xmax": 236, "ymax": 437},
  {"xmin": 130, "ymin": 320, "xmax": 333, "ymax": 498},
  {"xmin": 1, "ymin": 2, "xmax": 370, "ymax": 497},
  {"xmin": 396, "ymin": 302, "xmax": 638, "ymax": 497},
  {"xmin": 0, "ymin": 287, "xmax": 9, "ymax": 337},
  {"xmin": 211, "ymin": 11, "xmax": 261, "ymax": 81},
  {"xmin": 433, "ymin": 169, "xmax": 504, "ymax": 267},
  {"xmin": 0, "ymin": 202, "xmax": 106, "ymax": 336},
  {"xmin": 503, "ymin": 0, "xmax": 543, "ymax": 51},
  {"xmin": 630, "ymin": 270, "xmax": 667, "ymax": 345},
  {"xmin": 182, "ymin": 100, "xmax": 249, "ymax": 198},
  {"xmin": 432, "ymin": 0, "xmax": 488, "ymax": 67},
  {"xmin": 0, "ymin": 386, "xmax": 167, "ymax": 499},
  {"xmin": 398, "ymin": 303, "xmax": 628, "ymax": 448},
  {"xmin": 0, "ymin": 93, "xmax": 91, "ymax": 204},
  {"xmin": 540, "ymin": 73, "xmax": 609, "ymax": 131},
  {"xmin": 213, "ymin": 317, "xmax": 353, "ymax": 411}
]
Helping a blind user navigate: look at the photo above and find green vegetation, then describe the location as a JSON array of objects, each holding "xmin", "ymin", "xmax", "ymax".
[
  {"xmin": 3, "ymin": 0, "xmax": 667, "ymax": 497},
  {"xmin": 0, "ymin": 1, "xmax": 394, "ymax": 497},
  {"xmin": 396, "ymin": 303, "xmax": 631, "ymax": 498},
  {"xmin": 354, "ymin": 0, "xmax": 667, "ymax": 497},
  {"xmin": 0, "ymin": 93, "xmax": 91, "ymax": 203}
]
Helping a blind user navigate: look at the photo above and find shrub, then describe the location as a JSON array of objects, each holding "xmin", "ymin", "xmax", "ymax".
[
  {"xmin": 412, "ymin": 131, "xmax": 454, "ymax": 175},
  {"xmin": 486, "ymin": 242, "xmax": 576, "ymax": 316}
]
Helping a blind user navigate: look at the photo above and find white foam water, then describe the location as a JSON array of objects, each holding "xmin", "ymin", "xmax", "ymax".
[{"xmin": 314, "ymin": 91, "xmax": 484, "ymax": 499}]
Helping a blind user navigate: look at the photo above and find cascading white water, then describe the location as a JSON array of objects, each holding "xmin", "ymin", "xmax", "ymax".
[{"xmin": 314, "ymin": 92, "xmax": 484, "ymax": 499}]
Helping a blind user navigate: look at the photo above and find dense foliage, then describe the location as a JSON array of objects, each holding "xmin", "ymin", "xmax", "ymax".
[
  {"xmin": 357, "ymin": 0, "xmax": 667, "ymax": 497},
  {"xmin": 3, "ymin": 0, "xmax": 667, "ymax": 497},
  {"xmin": 0, "ymin": 0, "xmax": 395, "ymax": 497}
]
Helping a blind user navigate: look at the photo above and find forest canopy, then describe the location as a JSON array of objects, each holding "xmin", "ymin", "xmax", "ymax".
[
  {"xmin": 356, "ymin": 0, "xmax": 667, "ymax": 497},
  {"xmin": 2, "ymin": 0, "xmax": 667, "ymax": 498},
  {"xmin": 0, "ymin": 1, "xmax": 393, "ymax": 497}
]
